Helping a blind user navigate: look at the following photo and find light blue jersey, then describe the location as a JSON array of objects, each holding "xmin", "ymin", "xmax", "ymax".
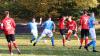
[
  {"xmin": 42, "ymin": 20, "xmax": 54, "ymax": 30},
  {"xmin": 88, "ymin": 16, "xmax": 95, "ymax": 28},
  {"xmin": 28, "ymin": 22, "xmax": 38, "ymax": 31}
]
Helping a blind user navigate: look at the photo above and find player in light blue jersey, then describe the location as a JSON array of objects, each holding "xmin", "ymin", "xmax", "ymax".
[
  {"xmin": 33, "ymin": 17, "xmax": 55, "ymax": 46},
  {"xmin": 28, "ymin": 17, "xmax": 42, "ymax": 43},
  {"xmin": 84, "ymin": 12, "xmax": 98, "ymax": 52}
]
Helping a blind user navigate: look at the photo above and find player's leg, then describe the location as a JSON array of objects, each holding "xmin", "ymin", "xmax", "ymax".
[
  {"xmin": 92, "ymin": 29, "xmax": 98, "ymax": 52},
  {"xmin": 48, "ymin": 30, "xmax": 54, "ymax": 46},
  {"xmin": 6, "ymin": 35, "xmax": 13, "ymax": 55},
  {"xmin": 30, "ymin": 30, "xmax": 36, "ymax": 43},
  {"xmin": 85, "ymin": 29, "xmax": 89, "ymax": 46},
  {"xmin": 79, "ymin": 29, "xmax": 84, "ymax": 49},
  {"xmin": 73, "ymin": 31, "xmax": 80, "ymax": 45},
  {"xmin": 66, "ymin": 30, "xmax": 72, "ymax": 41},
  {"xmin": 30, "ymin": 36, "xmax": 35, "ymax": 43},
  {"xmin": 62, "ymin": 35, "xmax": 66, "ymax": 46},
  {"xmin": 85, "ymin": 28, "xmax": 98, "ymax": 52},
  {"xmin": 84, "ymin": 29, "xmax": 89, "ymax": 51},
  {"xmin": 33, "ymin": 30, "xmax": 46, "ymax": 46},
  {"xmin": 33, "ymin": 32, "xmax": 38, "ymax": 43},
  {"xmin": 66, "ymin": 30, "xmax": 72, "ymax": 47},
  {"xmin": 11, "ymin": 34, "xmax": 21, "ymax": 54},
  {"xmin": 60, "ymin": 29, "xmax": 66, "ymax": 46}
]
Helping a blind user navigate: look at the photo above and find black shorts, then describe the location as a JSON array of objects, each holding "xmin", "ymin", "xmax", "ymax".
[
  {"xmin": 59, "ymin": 29, "xmax": 66, "ymax": 35},
  {"xmin": 6, "ymin": 34, "xmax": 15, "ymax": 42},
  {"xmin": 81, "ymin": 29, "xmax": 89, "ymax": 38},
  {"xmin": 72, "ymin": 30, "xmax": 76, "ymax": 34}
]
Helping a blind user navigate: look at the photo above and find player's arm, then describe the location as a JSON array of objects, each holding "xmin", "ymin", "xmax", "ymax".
[
  {"xmin": 38, "ymin": 17, "xmax": 42, "ymax": 25},
  {"xmin": 12, "ymin": 19, "xmax": 16, "ymax": 28}
]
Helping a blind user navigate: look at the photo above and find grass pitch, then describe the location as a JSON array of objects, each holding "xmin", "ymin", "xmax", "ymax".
[{"xmin": 0, "ymin": 35, "xmax": 100, "ymax": 56}]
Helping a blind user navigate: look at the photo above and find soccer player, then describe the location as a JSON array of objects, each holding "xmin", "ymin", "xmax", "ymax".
[
  {"xmin": 28, "ymin": 17, "xmax": 42, "ymax": 43},
  {"xmin": 84, "ymin": 12, "xmax": 98, "ymax": 52},
  {"xmin": 1, "ymin": 11, "xmax": 21, "ymax": 55},
  {"xmin": 66, "ymin": 16, "xmax": 80, "ymax": 45},
  {"xmin": 33, "ymin": 17, "xmax": 55, "ymax": 46},
  {"xmin": 58, "ymin": 16, "xmax": 67, "ymax": 46},
  {"xmin": 79, "ymin": 10, "xmax": 90, "ymax": 49}
]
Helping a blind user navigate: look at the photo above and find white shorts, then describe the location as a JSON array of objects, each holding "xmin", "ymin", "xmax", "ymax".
[
  {"xmin": 89, "ymin": 28, "xmax": 96, "ymax": 39},
  {"xmin": 31, "ymin": 29, "xmax": 38, "ymax": 37},
  {"xmin": 41, "ymin": 29, "xmax": 53, "ymax": 37}
]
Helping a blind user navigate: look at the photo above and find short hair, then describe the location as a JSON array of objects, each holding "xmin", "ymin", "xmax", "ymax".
[
  {"xmin": 83, "ymin": 10, "xmax": 88, "ymax": 14},
  {"xmin": 5, "ymin": 11, "xmax": 9, "ymax": 15}
]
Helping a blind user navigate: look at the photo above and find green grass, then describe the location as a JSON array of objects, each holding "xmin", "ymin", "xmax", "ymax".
[
  {"xmin": 0, "ymin": 29, "xmax": 100, "ymax": 56},
  {"xmin": 0, "ymin": 36, "xmax": 100, "ymax": 56}
]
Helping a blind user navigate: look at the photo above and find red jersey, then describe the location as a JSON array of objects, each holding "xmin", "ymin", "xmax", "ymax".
[
  {"xmin": 1, "ymin": 17, "xmax": 16, "ymax": 35},
  {"xmin": 66, "ymin": 20, "xmax": 77, "ymax": 30},
  {"xmin": 80, "ymin": 15, "xmax": 90, "ymax": 29},
  {"xmin": 59, "ymin": 18, "xmax": 65, "ymax": 29}
]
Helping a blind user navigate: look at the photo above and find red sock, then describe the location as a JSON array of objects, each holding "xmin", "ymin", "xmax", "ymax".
[
  {"xmin": 74, "ymin": 35, "xmax": 78, "ymax": 40},
  {"xmin": 85, "ymin": 37, "xmax": 88, "ymax": 46},
  {"xmin": 80, "ymin": 38, "xmax": 83, "ymax": 46},
  {"xmin": 8, "ymin": 43, "xmax": 12, "ymax": 53},
  {"xmin": 66, "ymin": 32, "xmax": 72, "ymax": 40},
  {"xmin": 62, "ymin": 38, "xmax": 65, "ymax": 46},
  {"xmin": 13, "ymin": 42, "xmax": 18, "ymax": 48}
]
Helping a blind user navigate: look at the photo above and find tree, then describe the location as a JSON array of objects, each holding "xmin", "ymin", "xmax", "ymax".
[{"xmin": 75, "ymin": 0, "xmax": 99, "ymax": 9}]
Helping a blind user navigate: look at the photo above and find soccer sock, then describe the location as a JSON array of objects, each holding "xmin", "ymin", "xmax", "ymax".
[
  {"xmin": 80, "ymin": 38, "xmax": 83, "ymax": 46},
  {"xmin": 62, "ymin": 38, "xmax": 65, "ymax": 46},
  {"xmin": 74, "ymin": 34, "xmax": 78, "ymax": 40},
  {"xmin": 93, "ymin": 41, "xmax": 96, "ymax": 50},
  {"xmin": 66, "ymin": 32, "xmax": 71, "ymax": 40},
  {"xmin": 85, "ymin": 37, "xmax": 88, "ymax": 46},
  {"xmin": 32, "ymin": 36, "xmax": 35, "ymax": 41},
  {"xmin": 87, "ymin": 41, "xmax": 94, "ymax": 47},
  {"xmin": 8, "ymin": 43, "xmax": 12, "ymax": 53},
  {"xmin": 51, "ymin": 36, "xmax": 54, "ymax": 46},
  {"xmin": 13, "ymin": 42, "xmax": 18, "ymax": 48}
]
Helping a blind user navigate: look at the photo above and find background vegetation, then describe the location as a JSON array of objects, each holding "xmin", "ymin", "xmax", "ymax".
[{"xmin": 0, "ymin": 0, "xmax": 99, "ymax": 22}]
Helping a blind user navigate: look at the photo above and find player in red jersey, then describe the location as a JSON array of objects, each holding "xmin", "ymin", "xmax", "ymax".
[
  {"xmin": 1, "ymin": 11, "xmax": 21, "ymax": 55},
  {"xmin": 66, "ymin": 16, "xmax": 80, "ymax": 46},
  {"xmin": 58, "ymin": 16, "xmax": 67, "ymax": 46},
  {"xmin": 79, "ymin": 10, "xmax": 90, "ymax": 49}
]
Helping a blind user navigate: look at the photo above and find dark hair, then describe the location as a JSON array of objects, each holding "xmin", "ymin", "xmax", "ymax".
[
  {"xmin": 5, "ymin": 11, "xmax": 9, "ymax": 15},
  {"xmin": 83, "ymin": 10, "xmax": 88, "ymax": 14}
]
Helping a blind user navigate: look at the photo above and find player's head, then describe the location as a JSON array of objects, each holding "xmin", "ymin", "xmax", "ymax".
[
  {"xmin": 83, "ymin": 10, "xmax": 88, "ymax": 15},
  {"xmin": 5, "ymin": 11, "xmax": 9, "ymax": 15},
  {"xmin": 62, "ymin": 16, "xmax": 67, "ymax": 20},
  {"xmin": 48, "ymin": 16, "xmax": 52, "ymax": 21},
  {"xmin": 32, "ymin": 18, "xmax": 36, "ymax": 23},
  {"xmin": 4, "ymin": 11, "xmax": 10, "ymax": 17},
  {"xmin": 68, "ymin": 16, "xmax": 72, "ymax": 22}
]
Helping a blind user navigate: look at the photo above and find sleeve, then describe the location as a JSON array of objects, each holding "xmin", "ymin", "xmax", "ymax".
[{"xmin": 11, "ymin": 18, "xmax": 16, "ymax": 28}]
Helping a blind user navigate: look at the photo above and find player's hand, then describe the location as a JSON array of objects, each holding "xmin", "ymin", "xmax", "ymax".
[{"xmin": 40, "ymin": 17, "xmax": 42, "ymax": 21}]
